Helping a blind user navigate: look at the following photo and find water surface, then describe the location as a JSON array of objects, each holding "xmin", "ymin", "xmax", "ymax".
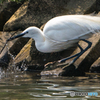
[{"xmin": 0, "ymin": 67, "xmax": 100, "ymax": 100}]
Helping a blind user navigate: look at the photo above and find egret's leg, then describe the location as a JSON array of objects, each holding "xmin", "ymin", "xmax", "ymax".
[
  {"xmin": 72, "ymin": 39, "xmax": 92, "ymax": 63},
  {"xmin": 58, "ymin": 39, "xmax": 92, "ymax": 63},
  {"xmin": 77, "ymin": 43, "xmax": 83, "ymax": 52},
  {"xmin": 58, "ymin": 52, "xmax": 80, "ymax": 63}
]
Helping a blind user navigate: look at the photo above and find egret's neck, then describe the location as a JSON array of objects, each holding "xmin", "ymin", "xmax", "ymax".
[
  {"xmin": 32, "ymin": 28, "xmax": 47, "ymax": 52},
  {"xmin": 33, "ymin": 28, "xmax": 45, "ymax": 43}
]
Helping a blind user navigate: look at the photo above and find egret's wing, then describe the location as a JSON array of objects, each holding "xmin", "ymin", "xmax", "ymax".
[{"xmin": 43, "ymin": 15, "xmax": 100, "ymax": 42}]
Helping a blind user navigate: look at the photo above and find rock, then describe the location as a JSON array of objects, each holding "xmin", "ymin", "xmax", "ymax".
[
  {"xmin": 4, "ymin": 1, "xmax": 29, "ymax": 31},
  {"xmin": 66, "ymin": 0, "xmax": 96, "ymax": 14},
  {"xmin": 84, "ymin": 0, "xmax": 100, "ymax": 14},
  {"xmin": 89, "ymin": 57, "xmax": 100, "ymax": 73},
  {"xmin": 76, "ymin": 34, "xmax": 100, "ymax": 72},
  {"xmin": 41, "ymin": 62, "xmax": 85, "ymax": 76},
  {"xmin": 13, "ymin": 38, "xmax": 34, "ymax": 64},
  {"xmin": 0, "ymin": 1, "xmax": 21, "ymax": 31},
  {"xmin": 3, "ymin": 0, "xmax": 97, "ymax": 31},
  {"xmin": 0, "ymin": 31, "xmax": 21, "ymax": 52},
  {"xmin": 0, "ymin": 31, "xmax": 25, "ymax": 66},
  {"xmin": 9, "ymin": 37, "xmax": 29, "ymax": 55}
]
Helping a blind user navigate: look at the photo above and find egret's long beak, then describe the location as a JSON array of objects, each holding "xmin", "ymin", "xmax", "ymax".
[{"xmin": 7, "ymin": 32, "xmax": 27, "ymax": 41}]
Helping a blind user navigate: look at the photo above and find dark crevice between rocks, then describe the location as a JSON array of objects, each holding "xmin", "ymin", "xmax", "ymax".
[
  {"xmin": 84, "ymin": 0, "xmax": 100, "ymax": 14},
  {"xmin": 27, "ymin": 64, "xmax": 44, "ymax": 72},
  {"xmin": 60, "ymin": 64, "xmax": 85, "ymax": 76},
  {"xmin": 90, "ymin": 65, "xmax": 100, "ymax": 73}
]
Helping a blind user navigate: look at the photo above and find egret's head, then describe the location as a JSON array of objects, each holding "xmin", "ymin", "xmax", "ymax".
[{"xmin": 7, "ymin": 27, "xmax": 40, "ymax": 41}]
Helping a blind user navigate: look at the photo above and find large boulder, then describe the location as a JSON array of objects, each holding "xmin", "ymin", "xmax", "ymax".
[
  {"xmin": 3, "ymin": 0, "xmax": 97, "ymax": 31},
  {"xmin": 0, "ymin": 1, "xmax": 21, "ymax": 31},
  {"xmin": 90, "ymin": 57, "xmax": 100, "ymax": 73}
]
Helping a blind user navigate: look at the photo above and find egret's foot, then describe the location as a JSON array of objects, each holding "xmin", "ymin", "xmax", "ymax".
[
  {"xmin": 41, "ymin": 61, "xmax": 75, "ymax": 76},
  {"xmin": 58, "ymin": 59, "xmax": 66, "ymax": 63},
  {"xmin": 58, "ymin": 59, "xmax": 70, "ymax": 63}
]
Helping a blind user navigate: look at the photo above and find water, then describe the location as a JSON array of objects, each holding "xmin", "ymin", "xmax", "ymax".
[{"xmin": 0, "ymin": 68, "xmax": 100, "ymax": 100}]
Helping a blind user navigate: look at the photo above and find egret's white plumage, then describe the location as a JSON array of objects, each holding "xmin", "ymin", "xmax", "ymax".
[
  {"xmin": 43, "ymin": 15, "xmax": 100, "ymax": 41},
  {"xmin": 21, "ymin": 15, "xmax": 100, "ymax": 53}
]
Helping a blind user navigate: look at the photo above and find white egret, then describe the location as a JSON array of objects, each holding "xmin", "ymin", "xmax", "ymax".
[{"xmin": 7, "ymin": 15, "xmax": 100, "ymax": 63}]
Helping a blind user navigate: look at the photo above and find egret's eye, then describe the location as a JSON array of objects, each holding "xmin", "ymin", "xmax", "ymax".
[{"xmin": 26, "ymin": 31, "xmax": 28, "ymax": 34}]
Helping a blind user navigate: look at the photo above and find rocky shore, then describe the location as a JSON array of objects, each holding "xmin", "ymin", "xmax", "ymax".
[{"xmin": 0, "ymin": 0, "xmax": 100, "ymax": 76}]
